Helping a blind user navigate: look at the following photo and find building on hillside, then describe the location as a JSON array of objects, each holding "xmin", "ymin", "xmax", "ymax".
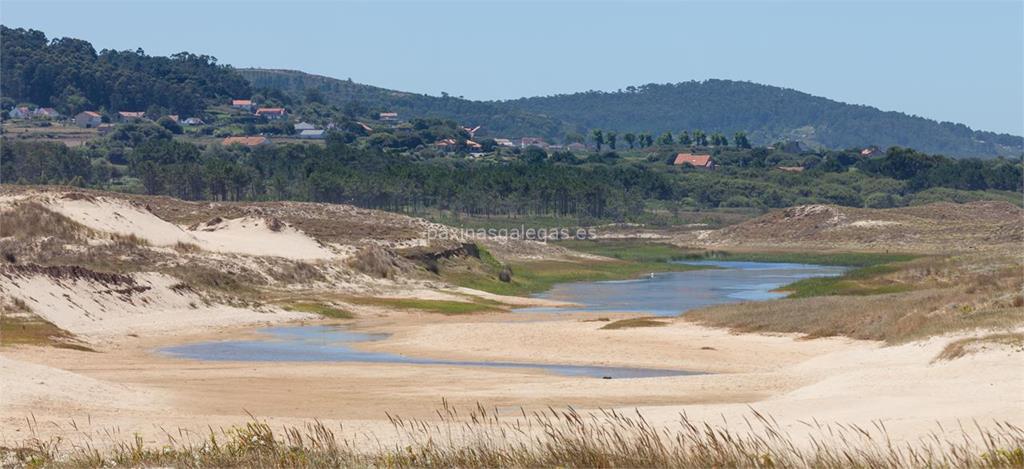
[
  {"xmin": 294, "ymin": 122, "xmax": 316, "ymax": 131},
  {"xmin": 117, "ymin": 111, "xmax": 146, "ymax": 122},
  {"xmin": 493, "ymin": 138, "xmax": 516, "ymax": 148},
  {"xmin": 255, "ymin": 107, "xmax": 287, "ymax": 120},
  {"xmin": 379, "ymin": 112, "xmax": 399, "ymax": 122},
  {"xmin": 222, "ymin": 136, "xmax": 271, "ymax": 147},
  {"xmin": 860, "ymin": 146, "xmax": 880, "ymax": 157},
  {"xmin": 183, "ymin": 117, "xmax": 205, "ymax": 125},
  {"xmin": 465, "ymin": 140, "xmax": 483, "ymax": 151},
  {"xmin": 673, "ymin": 152, "xmax": 715, "ymax": 169},
  {"xmin": 520, "ymin": 137, "xmax": 547, "ymax": 148},
  {"xmin": 776, "ymin": 166, "xmax": 805, "ymax": 173},
  {"xmin": 566, "ymin": 142, "xmax": 588, "ymax": 152},
  {"xmin": 357, "ymin": 122, "xmax": 374, "ymax": 133},
  {"xmin": 166, "ymin": 115, "xmax": 180, "ymax": 123},
  {"xmin": 75, "ymin": 111, "xmax": 103, "ymax": 128},
  {"xmin": 231, "ymin": 99, "xmax": 255, "ymax": 111},
  {"xmin": 33, "ymin": 107, "xmax": 61, "ymax": 119},
  {"xmin": 9, "ymin": 107, "xmax": 32, "ymax": 119},
  {"xmin": 298, "ymin": 129, "xmax": 326, "ymax": 139},
  {"xmin": 463, "ymin": 125, "xmax": 481, "ymax": 138},
  {"xmin": 97, "ymin": 123, "xmax": 116, "ymax": 135}
]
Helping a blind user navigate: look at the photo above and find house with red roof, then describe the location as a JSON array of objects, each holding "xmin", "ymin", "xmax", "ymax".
[
  {"xmin": 255, "ymin": 108, "xmax": 287, "ymax": 120},
  {"xmin": 231, "ymin": 99, "xmax": 255, "ymax": 111},
  {"xmin": 673, "ymin": 152, "xmax": 715, "ymax": 169}
]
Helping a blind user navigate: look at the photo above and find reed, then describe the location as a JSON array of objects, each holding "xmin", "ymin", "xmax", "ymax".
[{"xmin": 8, "ymin": 402, "xmax": 1023, "ymax": 468}]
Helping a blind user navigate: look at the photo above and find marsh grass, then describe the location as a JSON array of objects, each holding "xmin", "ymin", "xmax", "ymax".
[
  {"xmin": 600, "ymin": 317, "xmax": 669, "ymax": 330},
  {"xmin": 282, "ymin": 302, "xmax": 354, "ymax": 319},
  {"xmin": 8, "ymin": 403, "xmax": 1023, "ymax": 468},
  {"xmin": 348, "ymin": 297, "xmax": 502, "ymax": 315}
]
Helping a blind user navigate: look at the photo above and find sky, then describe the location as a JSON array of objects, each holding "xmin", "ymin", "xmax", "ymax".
[{"xmin": 2, "ymin": 0, "xmax": 1022, "ymax": 135}]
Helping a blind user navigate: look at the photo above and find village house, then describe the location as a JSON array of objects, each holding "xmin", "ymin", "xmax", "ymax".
[
  {"xmin": 166, "ymin": 115, "xmax": 180, "ymax": 123},
  {"xmin": 183, "ymin": 117, "xmax": 205, "ymax": 126},
  {"xmin": 298, "ymin": 129, "xmax": 326, "ymax": 139},
  {"xmin": 379, "ymin": 112, "xmax": 399, "ymax": 122},
  {"xmin": 75, "ymin": 111, "xmax": 103, "ymax": 128},
  {"xmin": 463, "ymin": 125, "xmax": 481, "ymax": 138},
  {"xmin": 117, "ymin": 111, "xmax": 146, "ymax": 123},
  {"xmin": 231, "ymin": 99, "xmax": 255, "ymax": 111},
  {"xmin": 9, "ymin": 106, "xmax": 32, "ymax": 119},
  {"xmin": 255, "ymin": 107, "xmax": 287, "ymax": 120},
  {"xmin": 222, "ymin": 136, "xmax": 271, "ymax": 147},
  {"xmin": 33, "ymin": 107, "xmax": 61, "ymax": 119},
  {"xmin": 357, "ymin": 122, "xmax": 374, "ymax": 133},
  {"xmin": 294, "ymin": 122, "xmax": 316, "ymax": 131},
  {"xmin": 465, "ymin": 140, "xmax": 483, "ymax": 151},
  {"xmin": 566, "ymin": 142, "xmax": 588, "ymax": 152},
  {"xmin": 673, "ymin": 152, "xmax": 715, "ymax": 169},
  {"xmin": 494, "ymin": 138, "xmax": 516, "ymax": 148},
  {"xmin": 860, "ymin": 146, "xmax": 880, "ymax": 157},
  {"xmin": 520, "ymin": 137, "xmax": 547, "ymax": 148}
]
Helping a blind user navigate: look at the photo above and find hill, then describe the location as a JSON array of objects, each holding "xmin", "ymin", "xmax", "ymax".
[
  {"xmin": 503, "ymin": 80, "xmax": 1023, "ymax": 158},
  {"xmin": 239, "ymin": 68, "xmax": 566, "ymax": 138},
  {"xmin": 243, "ymin": 69, "xmax": 1022, "ymax": 158},
  {"xmin": 0, "ymin": 26, "xmax": 250, "ymax": 117}
]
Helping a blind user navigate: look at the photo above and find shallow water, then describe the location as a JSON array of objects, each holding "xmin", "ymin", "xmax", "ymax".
[
  {"xmin": 161, "ymin": 261, "xmax": 845, "ymax": 379},
  {"xmin": 161, "ymin": 325, "xmax": 694, "ymax": 379},
  {"xmin": 515, "ymin": 260, "xmax": 847, "ymax": 317}
]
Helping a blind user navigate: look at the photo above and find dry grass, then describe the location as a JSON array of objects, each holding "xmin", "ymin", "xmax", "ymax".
[
  {"xmin": 935, "ymin": 333, "xmax": 1024, "ymax": 362},
  {"xmin": 600, "ymin": 317, "xmax": 669, "ymax": 330},
  {"xmin": 686, "ymin": 251, "xmax": 1024, "ymax": 344},
  {"xmin": 6, "ymin": 403, "xmax": 1023, "ymax": 468},
  {"xmin": 0, "ymin": 298, "xmax": 92, "ymax": 351}
]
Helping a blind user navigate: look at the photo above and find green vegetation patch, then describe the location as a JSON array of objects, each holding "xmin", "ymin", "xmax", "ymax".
[
  {"xmin": 600, "ymin": 317, "xmax": 670, "ymax": 330},
  {"xmin": 349, "ymin": 297, "xmax": 500, "ymax": 315},
  {"xmin": 282, "ymin": 302, "xmax": 353, "ymax": 319},
  {"xmin": 695, "ymin": 251, "xmax": 919, "ymax": 267},
  {"xmin": 556, "ymin": 239, "xmax": 700, "ymax": 263}
]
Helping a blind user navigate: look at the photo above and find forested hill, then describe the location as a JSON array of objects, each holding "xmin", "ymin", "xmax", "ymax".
[
  {"xmin": 244, "ymin": 69, "xmax": 1021, "ymax": 158},
  {"xmin": 0, "ymin": 26, "xmax": 250, "ymax": 117},
  {"xmin": 238, "ymin": 68, "xmax": 567, "ymax": 138},
  {"xmin": 503, "ymin": 81, "xmax": 1022, "ymax": 158}
]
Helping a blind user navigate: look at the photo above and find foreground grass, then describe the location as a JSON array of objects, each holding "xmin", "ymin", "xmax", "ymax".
[{"xmin": 8, "ymin": 404, "xmax": 1023, "ymax": 468}]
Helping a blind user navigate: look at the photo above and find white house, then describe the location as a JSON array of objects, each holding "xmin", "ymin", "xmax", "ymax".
[
  {"xmin": 298, "ymin": 129, "xmax": 326, "ymax": 139},
  {"xmin": 75, "ymin": 111, "xmax": 102, "ymax": 128},
  {"xmin": 9, "ymin": 107, "xmax": 32, "ymax": 119}
]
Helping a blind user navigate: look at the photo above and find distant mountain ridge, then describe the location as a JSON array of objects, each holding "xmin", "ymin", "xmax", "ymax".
[{"xmin": 243, "ymin": 68, "xmax": 1022, "ymax": 158}]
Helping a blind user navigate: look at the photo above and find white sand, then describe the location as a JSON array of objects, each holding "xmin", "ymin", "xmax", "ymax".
[
  {"xmin": 0, "ymin": 270, "xmax": 312, "ymax": 341},
  {"xmin": 43, "ymin": 195, "xmax": 339, "ymax": 260}
]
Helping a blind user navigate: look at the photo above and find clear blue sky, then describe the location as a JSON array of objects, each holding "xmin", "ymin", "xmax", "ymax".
[{"xmin": 3, "ymin": 0, "xmax": 1022, "ymax": 135}]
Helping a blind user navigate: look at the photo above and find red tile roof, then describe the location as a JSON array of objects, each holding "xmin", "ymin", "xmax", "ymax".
[
  {"xmin": 673, "ymin": 153, "xmax": 713, "ymax": 167},
  {"xmin": 232, "ymin": 99, "xmax": 253, "ymax": 106},
  {"xmin": 80, "ymin": 111, "xmax": 101, "ymax": 118}
]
